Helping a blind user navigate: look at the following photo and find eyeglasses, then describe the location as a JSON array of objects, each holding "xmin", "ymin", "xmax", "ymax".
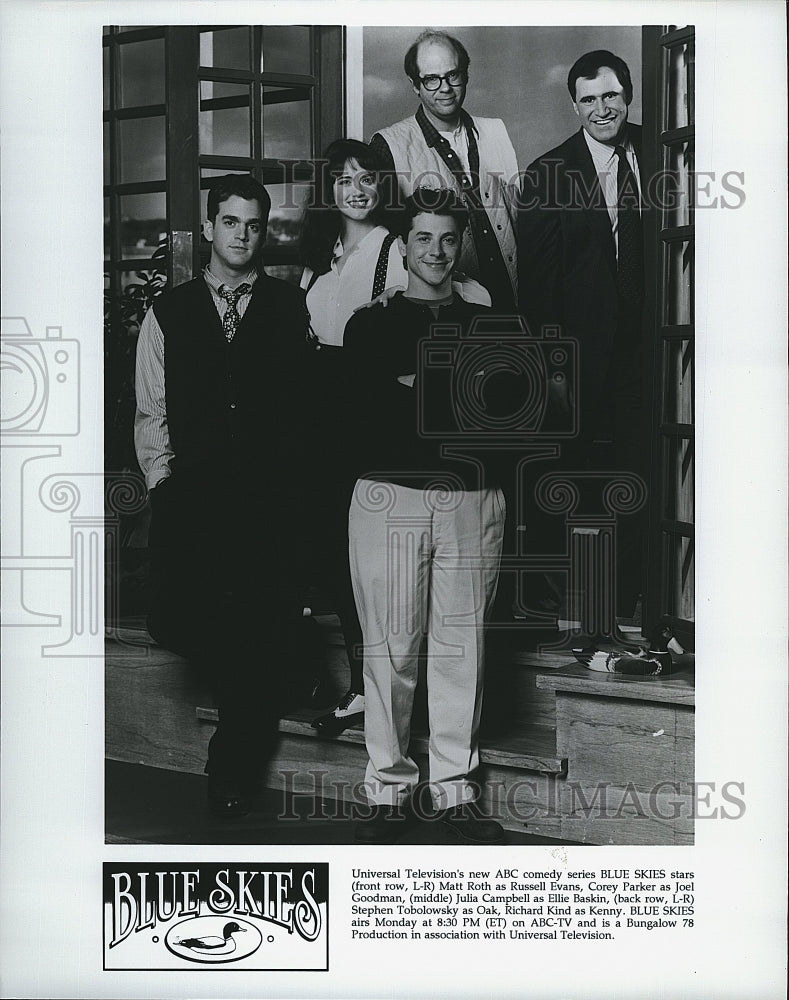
[{"xmin": 417, "ymin": 69, "xmax": 466, "ymax": 91}]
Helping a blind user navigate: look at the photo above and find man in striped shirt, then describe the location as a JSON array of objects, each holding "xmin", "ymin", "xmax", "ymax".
[{"xmin": 134, "ymin": 174, "xmax": 312, "ymax": 819}]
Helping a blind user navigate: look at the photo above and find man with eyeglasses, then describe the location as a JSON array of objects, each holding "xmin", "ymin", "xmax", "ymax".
[{"xmin": 370, "ymin": 30, "xmax": 519, "ymax": 310}]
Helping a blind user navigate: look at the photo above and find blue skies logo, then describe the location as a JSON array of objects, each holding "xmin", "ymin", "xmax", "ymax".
[{"xmin": 103, "ymin": 863, "xmax": 328, "ymax": 971}]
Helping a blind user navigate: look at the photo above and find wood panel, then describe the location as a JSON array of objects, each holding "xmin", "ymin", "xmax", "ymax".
[
  {"xmin": 537, "ymin": 663, "xmax": 695, "ymax": 705},
  {"xmin": 551, "ymin": 686, "xmax": 694, "ymax": 845},
  {"xmin": 556, "ymin": 693, "xmax": 693, "ymax": 789}
]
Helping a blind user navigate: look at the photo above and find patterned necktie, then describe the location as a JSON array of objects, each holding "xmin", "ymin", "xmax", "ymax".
[
  {"xmin": 615, "ymin": 146, "xmax": 644, "ymax": 306},
  {"xmin": 219, "ymin": 283, "xmax": 251, "ymax": 342}
]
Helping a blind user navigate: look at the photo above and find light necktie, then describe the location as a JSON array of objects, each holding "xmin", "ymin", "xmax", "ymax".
[
  {"xmin": 219, "ymin": 283, "xmax": 251, "ymax": 342},
  {"xmin": 614, "ymin": 146, "xmax": 644, "ymax": 306}
]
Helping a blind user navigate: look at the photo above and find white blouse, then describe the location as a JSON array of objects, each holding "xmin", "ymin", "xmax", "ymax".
[
  {"xmin": 301, "ymin": 226, "xmax": 405, "ymax": 346},
  {"xmin": 301, "ymin": 225, "xmax": 491, "ymax": 346}
]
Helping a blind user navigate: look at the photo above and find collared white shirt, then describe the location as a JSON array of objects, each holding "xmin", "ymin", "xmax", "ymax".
[
  {"xmin": 583, "ymin": 130, "xmax": 642, "ymax": 257},
  {"xmin": 203, "ymin": 264, "xmax": 258, "ymax": 319},
  {"xmin": 301, "ymin": 226, "xmax": 405, "ymax": 346},
  {"xmin": 442, "ymin": 122, "xmax": 471, "ymax": 175},
  {"xmin": 134, "ymin": 266, "xmax": 258, "ymax": 490}
]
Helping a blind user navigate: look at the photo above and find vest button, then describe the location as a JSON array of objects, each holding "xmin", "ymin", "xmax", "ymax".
[{"xmin": 230, "ymin": 403, "xmax": 237, "ymax": 409}]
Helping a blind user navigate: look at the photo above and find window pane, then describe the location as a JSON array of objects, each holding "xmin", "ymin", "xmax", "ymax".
[
  {"xmin": 662, "ymin": 339, "xmax": 693, "ymax": 424},
  {"xmin": 662, "ymin": 531, "xmax": 694, "ymax": 622},
  {"xmin": 663, "ymin": 141, "xmax": 693, "ymax": 229},
  {"xmin": 261, "ymin": 26, "xmax": 311, "ymax": 75},
  {"xmin": 117, "ymin": 268, "xmax": 168, "ymax": 336},
  {"xmin": 662, "ymin": 435, "xmax": 694, "ymax": 523},
  {"xmin": 118, "ymin": 38, "xmax": 164, "ymax": 107},
  {"xmin": 104, "ymin": 197, "xmax": 111, "ymax": 261},
  {"xmin": 119, "ymin": 192, "xmax": 166, "ymax": 260},
  {"xmin": 665, "ymin": 40, "xmax": 693, "ymax": 131},
  {"xmin": 200, "ymin": 27, "xmax": 251, "ymax": 70},
  {"xmin": 266, "ymin": 182, "xmax": 310, "ymax": 247},
  {"xmin": 103, "ymin": 47, "xmax": 111, "ymax": 109},
  {"xmin": 104, "ymin": 123, "xmax": 111, "ymax": 185},
  {"xmin": 262, "ymin": 85, "xmax": 312, "ymax": 159},
  {"xmin": 200, "ymin": 81, "xmax": 251, "ymax": 157},
  {"xmin": 117, "ymin": 116, "xmax": 165, "ymax": 183},
  {"xmin": 664, "ymin": 240, "xmax": 693, "ymax": 325}
]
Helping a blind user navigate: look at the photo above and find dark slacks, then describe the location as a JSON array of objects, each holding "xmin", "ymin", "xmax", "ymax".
[
  {"xmin": 511, "ymin": 304, "xmax": 647, "ymax": 621},
  {"xmin": 147, "ymin": 468, "xmax": 306, "ymax": 781}
]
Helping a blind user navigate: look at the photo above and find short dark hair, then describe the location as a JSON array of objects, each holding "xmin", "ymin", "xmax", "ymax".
[
  {"xmin": 206, "ymin": 174, "xmax": 272, "ymax": 223},
  {"xmin": 396, "ymin": 186, "xmax": 468, "ymax": 239},
  {"xmin": 299, "ymin": 138, "xmax": 397, "ymax": 275},
  {"xmin": 403, "ymin": 30, "xmax": 471, "ymax": 86},
  {"xmin": 567, "ymin": 50, "xmax": 633, "ymax": 104}
]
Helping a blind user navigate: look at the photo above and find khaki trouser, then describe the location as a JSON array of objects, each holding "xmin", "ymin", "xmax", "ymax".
[{"xmin": 349, "ymin": 480, "xmax": 505, "ymax": 809}]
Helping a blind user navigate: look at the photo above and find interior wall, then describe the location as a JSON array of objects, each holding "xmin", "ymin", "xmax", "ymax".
[{"xmin": 362, "ymin": 25, "xmax": 642, "ymax": 170}]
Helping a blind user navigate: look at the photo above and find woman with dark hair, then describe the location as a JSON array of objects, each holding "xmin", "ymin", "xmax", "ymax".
[{"xmin": 301, "ymin": 138, "xmax": 489, "ymax": 738}]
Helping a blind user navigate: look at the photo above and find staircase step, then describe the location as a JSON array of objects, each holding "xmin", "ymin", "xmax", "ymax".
[{"xmin": 195, "ymin": 706, "xmax": 566, "ymax": 776}]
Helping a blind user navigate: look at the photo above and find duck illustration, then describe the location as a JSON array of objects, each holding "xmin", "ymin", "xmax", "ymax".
[{"xmin": 173, "ymin": 921, "xmax": 247, "ymax": 955}]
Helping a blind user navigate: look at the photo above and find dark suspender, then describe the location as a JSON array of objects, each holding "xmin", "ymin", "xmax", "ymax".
[
  {"xmin": 371, "ymin": 232, "xmax": 397, "ymax": 299},
  {"xmin": 304, "ymin": 231, "xmax": 398, "ymax": 348}
]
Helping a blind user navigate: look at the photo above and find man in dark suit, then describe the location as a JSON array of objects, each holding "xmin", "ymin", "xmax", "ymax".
[
  {"xmin": 518, "ymin": 50, "xmax": 647, "ymax": 619},
  {"xmin": 135, "ymin": 174, "xmax": 312, "ymax": 817}
]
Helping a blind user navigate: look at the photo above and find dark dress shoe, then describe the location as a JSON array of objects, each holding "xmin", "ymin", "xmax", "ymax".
[
  {"xmin": 354, "ymin": 804, "xmax": 410, "ymax": 844},
  {"xmin": 434, "ymin": 802, "xmax": 505, "ymax": 844},
  {"xmin": 309, "ymin": 674, "xmax": 340, "ymax": 711},
  {"xmin": 311, "ymin": 691, "xmax": 365, "ymax": 739}
]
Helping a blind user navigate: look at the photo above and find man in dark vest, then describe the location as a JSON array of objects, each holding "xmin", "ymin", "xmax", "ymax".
[{"xmin": 134, "ymin": 174, "xmax": 311, "ymax": 818}]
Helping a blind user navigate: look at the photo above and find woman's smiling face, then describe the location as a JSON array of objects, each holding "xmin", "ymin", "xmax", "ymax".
[{"xmin": 333, "ymin": 158, "xmax": 379, "ymax": 221}]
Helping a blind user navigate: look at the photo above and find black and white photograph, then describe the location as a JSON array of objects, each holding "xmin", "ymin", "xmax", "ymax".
[
  {"xmin": 1, "ymin": 1, "xmax": 787, "ymax": 997},
  {"xmin": 103, "ymin": 22, "xmax": 698, "ymax": 849}
]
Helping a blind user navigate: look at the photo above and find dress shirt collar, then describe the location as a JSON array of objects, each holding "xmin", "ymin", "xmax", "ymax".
[
  {"xmin": 331, "ymin": 225, "xmax": 387, "ymax": 267},
  {"xmin": 203, "ymin": 264, "xmax": 259, "ymax": 296},
  {"xmin": 583, "ymin": 126, "xmax": 634, "ymax": 169}
]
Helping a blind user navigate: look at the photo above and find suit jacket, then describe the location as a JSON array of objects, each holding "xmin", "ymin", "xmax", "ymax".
[{"xmin": 518, "ymin": 124, "xmax": 644, "ymax": 405}]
